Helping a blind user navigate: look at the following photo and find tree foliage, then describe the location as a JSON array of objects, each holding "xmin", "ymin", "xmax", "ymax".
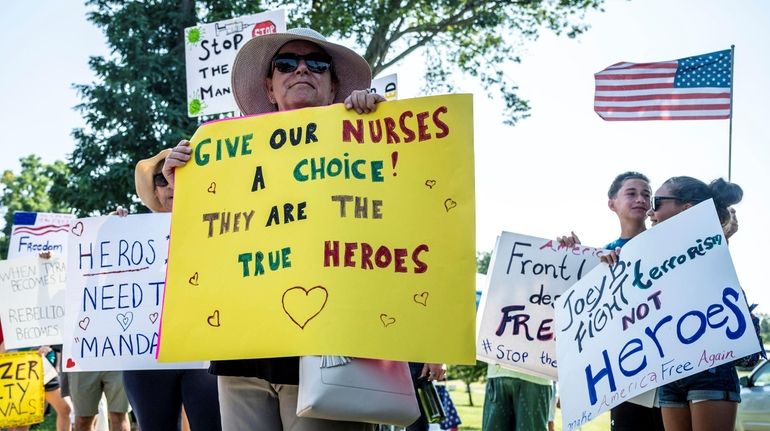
[
  {"xmin": 58, "ymin": 0, "xmax": 603, "ymax": 214},
  {"xmin": 759, "ymin": 312, "xmax": 769, "ymax": 345},
  {"xmin": 446, "ymin": 360, "xmax": 487, "ymax": 406},
  {"xmin": 0, "ymin": 155, "xmax": 71, "ymax": 257},
  {"xmin": 476, "ymin": 250, "xmax": 491, "ymax": 274}
]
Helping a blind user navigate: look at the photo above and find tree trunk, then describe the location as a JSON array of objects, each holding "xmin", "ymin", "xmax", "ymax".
[{"xmin": 465, "ymin": 381, "xmax": 474, "ymax": 406}]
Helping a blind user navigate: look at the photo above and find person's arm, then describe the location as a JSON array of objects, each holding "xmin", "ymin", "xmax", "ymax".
[
  {"xmin": 556, "ymin": 231, "xmax": 581, "ymax": 248},
  {"xmin": 420, "ymin": 363, "xmax": 446, "ymax": 382},
  {"xmin": 344, "ymin": 89, "xmax": 385, "ymax": 114},
  {"xmin": 110, "ymin": 206, "xmax": 129, "ymax": 217},
  {"xmin": 600, "ymin": 248, "xmax": 622, "ymax": 266},
  {"xmin": 162, "ymin": 140, "xmax": 192, "ymax": 188}
]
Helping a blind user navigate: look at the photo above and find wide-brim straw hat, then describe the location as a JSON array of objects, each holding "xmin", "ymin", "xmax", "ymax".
[
  {"xmin": 135, "ymin": 149, "xmax": 171, "ymax": 213},
  {"xmin": 231, "ymin": 27, "xmax": 372, "ymax": 115}
]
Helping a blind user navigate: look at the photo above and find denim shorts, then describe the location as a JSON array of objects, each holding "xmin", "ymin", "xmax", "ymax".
[{"xmin": 658, "ymin": 363, "xmax": 740, "ymax": 407}]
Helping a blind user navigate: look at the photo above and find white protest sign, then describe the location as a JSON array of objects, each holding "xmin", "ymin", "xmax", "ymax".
[
  {"xmin": 7, "ymin": 212, "xmax": 76, "ymax": 259},
  {"xmin": 476, "ymin": 232, "xmax": 602, "ymax": 379},
  {"xmin": 555, "ymin": 200, "xmax": 762, "ymax": 431},
  {"xmin": 184, "ymin": 10, "xmax": 286, "ymax": 117},
  {"xmin": 63, "ymin": 214, "xmax": 204, "ymax": 371},
  {"xmin": 370, "ymin": 73, "xmax": 398, "ymax": 100},
  {"xmin": 0, "ymin": 256, "xmax": 66, "ymax": 349}
]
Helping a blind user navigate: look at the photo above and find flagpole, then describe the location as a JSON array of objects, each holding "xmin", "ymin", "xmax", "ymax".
[{"xmin": 728, "ymin": 45, "xmax": 735, "ymax": 181}]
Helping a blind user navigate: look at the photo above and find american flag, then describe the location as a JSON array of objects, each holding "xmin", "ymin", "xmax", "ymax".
[{"xmin": 594, "ymin": 49, "xmax": 732, "ymax": 121}]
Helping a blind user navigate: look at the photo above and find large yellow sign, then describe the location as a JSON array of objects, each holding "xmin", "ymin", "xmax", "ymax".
[
  {"xmin": 0, "ymin": 352, "xmax": 44, "ymax": 427},
  {"xmin": 159, "ymin": 94, "xmax": 475, "ymax": 364}
]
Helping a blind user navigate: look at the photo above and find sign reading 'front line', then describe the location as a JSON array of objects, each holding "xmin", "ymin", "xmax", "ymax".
[
  {"xmin": 159, "ymin": 94, "xmax": 476, "ymax": 364},
  {"xmin": 476, "ymin": 232, "xmax": 603, "ymax": 379},
  {"xmin": 555, "ymin": 200, "xmax": 762, "ymax": 430}
]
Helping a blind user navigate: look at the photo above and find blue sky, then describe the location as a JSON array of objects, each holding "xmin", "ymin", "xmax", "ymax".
[{"xmin": 1, "ymin": 0, "xmax": 769, "ymax": 313}]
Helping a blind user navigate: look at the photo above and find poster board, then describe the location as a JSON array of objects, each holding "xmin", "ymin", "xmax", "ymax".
[
  {"xmin": 185, "ymin": 10, "xmax": 286, "ymax": 116},
  {"xmin": 370, "ymin": 73, "xmax": 398, "ymax": 101},
  {"xmin": 0, "ymin": 351, "xmax": 45, "ymax": 428},
  {"xmin": 555, "ymin": 200, "xmax": 762, "ymax": 430},
  {"xmin": 159, "ymin": 94, "xmax": 476, "ymax": 364},
  {"xmin": 7, "ymin": 212, "xmax": 75, "ymax": 259},
  {"xmin": 476, "ymin": 232, "xmax": 602, "ymax": 379},
  {"xmin": 0, "ymin": 255, "xmax": 66, "ymax": 349},
  {"xmin": 62, "ymin": 214, "xmax": 205, "ymax": 371}
]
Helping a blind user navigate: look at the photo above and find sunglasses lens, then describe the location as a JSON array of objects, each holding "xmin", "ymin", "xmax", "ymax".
[
  {"xmin": 154, "ymin": 174, "xmax": 168, "ymax": 187},
  {"xmin": 274, "ymin": 57, "xmax": 299, "ymax": 73},
  {"xmin": 273, "ymin": 53, "xmax": 331, "ymax": 74},
  {"xmin": 305, "ymin": 60, "xmax": 330, "ymax": 73}
]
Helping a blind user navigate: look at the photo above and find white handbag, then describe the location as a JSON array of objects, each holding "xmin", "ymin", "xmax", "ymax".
[{"xmin": 297, "ymin": 356, "xmax": 421, "ymax": 426}]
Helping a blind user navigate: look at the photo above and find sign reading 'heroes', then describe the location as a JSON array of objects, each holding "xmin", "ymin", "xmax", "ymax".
[
  {"xmin": 555, "ymin": 200, "xmax": 762, "ymax": 430},
  {"xmin": 159, "ymin": 94, "xmax": 476, "ymax": 364}
]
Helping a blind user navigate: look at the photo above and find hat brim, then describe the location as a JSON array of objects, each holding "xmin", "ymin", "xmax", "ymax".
[
  {"xmin": 135, "ymin": 149, "xmax": 172, "ymax": 213},
  {"xmin": 231, "ymin": 30, "xmax": 372, "ymax": 115}
]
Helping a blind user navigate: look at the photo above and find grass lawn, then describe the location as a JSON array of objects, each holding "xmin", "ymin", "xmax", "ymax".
[{"xmin": 447, "ymin": 381, "xmax": 610, "ymax": 431}]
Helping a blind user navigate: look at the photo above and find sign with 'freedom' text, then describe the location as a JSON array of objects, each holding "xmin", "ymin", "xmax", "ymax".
[
  {"xmin": 7, "ymin": 212, "xmax": 75, "ymax": 259},
  {"xmin": 555, "ymin": 200, "xmax": 762, "ymax": 430},
  {"xmin": 476, "ymin": 232, "xmax": 603, "ymax": 379},
  {"xmin": 159, "ymin": 94, "xmax": 476, "ymax": 364},
  {"xmin": 63, "ymin": 214, "xmax": 205, "ymax": 371}
]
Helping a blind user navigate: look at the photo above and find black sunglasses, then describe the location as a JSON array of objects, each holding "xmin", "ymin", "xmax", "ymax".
[
  {"xmin": 272, "ymin": 52, "xmax": 332, "ymax": 74},
  {"xmin": 651, "ymin": 196, "xmax": 682, "ymax": 211},
  {"xmin": 153, "ymin": 173, "xmax": 169, "ymax": 188}
]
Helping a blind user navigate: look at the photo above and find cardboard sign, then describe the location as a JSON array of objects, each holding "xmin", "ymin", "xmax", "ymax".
[
  {"xmin": 476, "ymin": 232, "xmax": 602, "ymax": 379},
  {"xmin": 0, "ymin": 256, "xmax": 66, "ymax": 349},
  {"xmin": 159, "ymin": 94, "xmax": 475, "ymax": 364},
  {"xmin": 184, "ymin": 10, "xmax": 286, "ymax": 116},
  {"xmin": 7, "ymin": 212, "xmax": 76, "ymax": 259},
  {"xmin": 0, "ymin": 351, "xmax": 45, "ymax": 427},
  {"xmin": 63, "ymin": 214, "xmax": 205, "ymax": 371},
  {"xmin": 370, "ymin": 73, "xmax": 398, "ymax": 100},
  {"xmin": 555, "ymin": 200, "xmax": 762, "ymax": 430}
]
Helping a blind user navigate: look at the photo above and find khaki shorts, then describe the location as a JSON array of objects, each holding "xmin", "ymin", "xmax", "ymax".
[{"xmin": 68, "ymin": 371, "xmax": 130, "ymax": 416}]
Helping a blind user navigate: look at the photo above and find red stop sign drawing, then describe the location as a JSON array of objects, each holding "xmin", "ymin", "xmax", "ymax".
[{"xmin": 252, "ymin": 21, "xmax": 277, "ymax": 37}]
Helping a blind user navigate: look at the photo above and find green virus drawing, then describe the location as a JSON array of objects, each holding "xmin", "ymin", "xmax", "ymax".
[
  {"xmin": 188, "ymin": 98, "xmax": 204, "ymax": 116},
  {"xmin": 186, "ymin": 27, "xmax": 203, "ymax": 45},
  {"xmin": 188, "ymin": 90, "xmax": 206, "ymax": 116}
]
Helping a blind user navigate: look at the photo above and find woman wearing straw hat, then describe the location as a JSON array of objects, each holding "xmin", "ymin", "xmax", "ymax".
[
  {"xmin": 123, "ymin": 150, "xmax": 222, "ymax": 431},
  {"xmin": 162, "ymin": 28, "xmax": 387, "ymax": 431}
]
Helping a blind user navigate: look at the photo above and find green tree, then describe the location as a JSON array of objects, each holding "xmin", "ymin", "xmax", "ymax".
[
  {"xmin": 59, "ymin": 0, "xmax": 604, "ymax": 214},
  {"xmin": 477, "ymin": 250, "xmax": 491, "ymax": 274},
  {"xmin": 759, "ymin": 312, "xmax": 769, "ymax": 345},
  {"xmin": 0, "ymin": 155, "xmax": 72, "ymax": 257},
  {"xmin": 446, "ymin": 360, "xmax": 487, "ymax": 406}
]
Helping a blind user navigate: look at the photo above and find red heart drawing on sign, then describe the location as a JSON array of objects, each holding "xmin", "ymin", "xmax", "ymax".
[{"xmin": 66, "ymin": 358, "xmax": 76, "ymax": 369}]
